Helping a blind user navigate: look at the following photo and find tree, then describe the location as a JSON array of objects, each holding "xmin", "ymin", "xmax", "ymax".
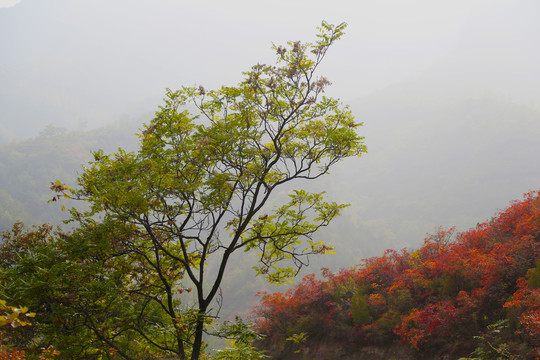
[
  {"xmin": 0, "ymin": 300, "xmax": 35, "ymax": 330},
  {"xmin": 0, "ymin": 289, "xmax": 59, "ymax": 359},
  {"xmin": 0, "ymin": 222, "xmax": 173, "ymax": 359},
  {"xmin": 52, "ymin": 21, "xmax": 366, "ymax": 359}
]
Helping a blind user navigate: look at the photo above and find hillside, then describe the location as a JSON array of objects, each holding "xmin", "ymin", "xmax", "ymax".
[
  {"xmin": 253, "ymin": 190, "xmax": 540, "ymax": 359},
  {"xmin": 4, "ymin": 91, "xmax": 540, "ymax": 263},
  {"xmin": 0, "ymin": 120, "xmax": 142, "ymax": 230},
  {"xmin": 2, "ymin": 90, "xmax": 540, "ymax": 326}
]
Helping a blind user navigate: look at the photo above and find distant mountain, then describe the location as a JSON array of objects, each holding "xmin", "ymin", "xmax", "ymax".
[
  {"xmin": 2, "ymin": 78, "xmax": 540, "ymax": 260},
  {"xmin": 1, "ymin": 79, "xmax": 539, "ymax": 331},
  {"xmin": 0, "ymin": 119, "xmax": 142, "ymax": 231},
  {"xmin": 304, "ymin": 85, "xmax": 540, "ymax": 272}
]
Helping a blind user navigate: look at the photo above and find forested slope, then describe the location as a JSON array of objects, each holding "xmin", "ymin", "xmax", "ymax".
[
  {"xmin": 0, "ymin": 120, "xmax": 141, "ymax": 230},
  {"xmin": 2, "ymin": 86, "xmax": 540, "ymax": 327},
  {"xmin": 3, "ymin": 89, "xmax": 540, "ymax": 264},
  {"xmin": 253, "ymin": 191, "xmax": 540, "ymax": 359},
  {"xmin": 313, "ymin": 93, "xmax": 540, "ymax": 272}
]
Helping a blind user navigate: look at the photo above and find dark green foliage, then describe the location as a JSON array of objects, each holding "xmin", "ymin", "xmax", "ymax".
[
  {"xmin": 351, "ymin": 290, "xmax": 371, "ymax": 325},
  {"xmin": 0, "ymin": 221, "xmax": 181, "ymax": 359},
  {"xmin": 527, "ymin": 261, "xmax": 540, "ymax": 289}
]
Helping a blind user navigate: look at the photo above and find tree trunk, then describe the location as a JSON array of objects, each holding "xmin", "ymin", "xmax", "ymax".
[{"xmin": 190, "ymin": 312, "xmax": 206, "ymax": 360}]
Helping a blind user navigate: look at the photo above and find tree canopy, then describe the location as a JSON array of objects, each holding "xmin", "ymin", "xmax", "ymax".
[{"xmin": 49, "ymin": 21, "xmax": 365, "ymax": 359}]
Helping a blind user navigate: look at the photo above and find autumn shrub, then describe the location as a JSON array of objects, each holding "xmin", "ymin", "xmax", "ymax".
[
  {"xmin": 254, "ymin": 273, "xmax": 350, "ymax": 343},
  {"xmin": 253, "ymin": 191, "xmax": 540, "ymax": 358},
  {"xmin": 504, "ymin": 265, "xmax": 540, "ymax": 358}
]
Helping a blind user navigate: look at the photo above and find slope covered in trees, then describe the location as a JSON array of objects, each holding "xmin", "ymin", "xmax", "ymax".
[
  {"xmin": 1, "ymin": 22, "xmax": 362, "ymax": 359},
  {"xmin": 0, "ymin": 121, "xmax": 141, "ymax": 231},
  {"xmin": 253, "ymin": 190, "xmax": 540, "ymax": 359}
]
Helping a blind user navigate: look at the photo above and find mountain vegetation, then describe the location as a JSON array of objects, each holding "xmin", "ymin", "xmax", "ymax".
[
  {"xmin": 4, "ymin": 192, "xmax": 537, "ymax": 359},
  {"xmin": 0, "ymin": 121, "xmax": 141, "ymax": 231},
  {"xmin": 2, "ymin": 17, "xmax": 540, "ymax": 360},
  {"xmin": 0, "ymin": 22, "xmax": 366, "ymax": 359},
  {"xmin": 253, "ymin": 190, "xmax": 540, "ymax": 359}
]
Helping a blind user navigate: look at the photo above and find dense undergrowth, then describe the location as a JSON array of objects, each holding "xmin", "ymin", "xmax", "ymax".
[{"xmin": 253, "ymin": 190, "xmax": 540, "ymax": 359}]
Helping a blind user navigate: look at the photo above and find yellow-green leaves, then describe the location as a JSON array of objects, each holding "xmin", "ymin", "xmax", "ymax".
[
  {"xmin": 0, "ymin": 299, "xmax": 35, "ymax": 328},
  {"xmin": 244, "ymin": 190, "xmax": 347, "ymax": 284},
  {"xmin": 49, "ymin": 22, "xmax": 365, "ymax": 358},
  {"xmin": 66, "ymin": 22, "xmax": 364, "ymax": 288}
]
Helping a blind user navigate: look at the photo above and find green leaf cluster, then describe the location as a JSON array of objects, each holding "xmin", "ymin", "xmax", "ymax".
[{"xmin": 44, "ymin": 21, "xmax": 364, "ymax": 359}]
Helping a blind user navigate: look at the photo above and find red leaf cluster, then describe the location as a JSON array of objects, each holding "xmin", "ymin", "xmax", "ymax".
[{"xmin": 253, "ymin": 190, "xmax": 540, "ymax": 358}]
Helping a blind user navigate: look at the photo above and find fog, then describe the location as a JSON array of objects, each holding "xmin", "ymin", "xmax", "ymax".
[
  {"xmin": 2, "ymin": 0, "xmax": 538, "ymax": 139},
  {"xmin": 1, "ymin": 0, "xmax": 540, "ymax": 263}
]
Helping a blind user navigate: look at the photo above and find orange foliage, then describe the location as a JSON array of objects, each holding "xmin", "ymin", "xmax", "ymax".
[{"xmin": 253, "ymin": 190, "xmax": 540, "ymax": 357}]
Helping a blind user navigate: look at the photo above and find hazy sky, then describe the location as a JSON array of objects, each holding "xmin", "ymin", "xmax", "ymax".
[{"xmin": 1, "ymin": 0, "xmax": 539, "ymax": 139}]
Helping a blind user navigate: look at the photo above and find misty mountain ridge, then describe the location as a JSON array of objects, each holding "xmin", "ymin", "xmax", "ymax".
[
  {"xmin": 298, "ymin": 83, "xmax": 540, "ymax": 273},
  {"xmin": 1, "ymin": 75, "xmax": 539, "ymax": 350},
  {"xmin": 2, "ymin": 76, "xmax": 539, "ymax": 273}
]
